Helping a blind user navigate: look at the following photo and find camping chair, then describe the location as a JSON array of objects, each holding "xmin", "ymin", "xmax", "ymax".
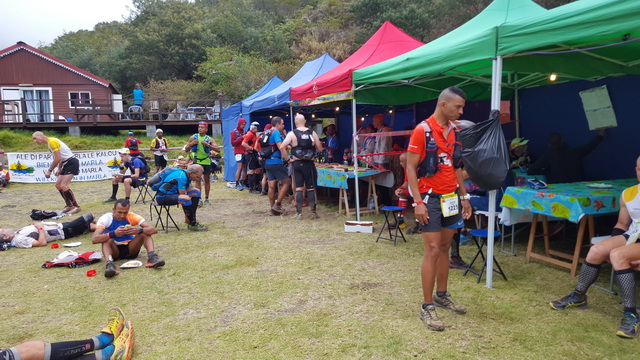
[
  {"xmin": 149, "ymin": 201, "xmax": 181, "ymax": 233},
  {"xmin": 134, "ymin": 181, "xmax": 154, "ymax": 204},
  {"xmin": 127, "ymin": 105, "xmax": 143, "ymax": 120}
]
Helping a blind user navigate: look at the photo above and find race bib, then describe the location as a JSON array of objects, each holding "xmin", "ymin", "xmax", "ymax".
[
  {"xmin": 626, "ymin": 222, "xmax": 640, "ymax": 245},
  {"xmin": 441, "ymin": 192, "xmax": 459, "ymax": 217},
  {"xmin": 235, "ymin": 154, "xmax": 242, "ymax": 161}
]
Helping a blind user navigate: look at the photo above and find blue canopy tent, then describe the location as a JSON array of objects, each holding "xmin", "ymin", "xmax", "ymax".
[
  {"xmin": 221, "ymin": 76, "xmax": 284, "ymax": 181},
  {"xmin": 242, "ymin": 53, "xmax": 339, "ymax": 119}
]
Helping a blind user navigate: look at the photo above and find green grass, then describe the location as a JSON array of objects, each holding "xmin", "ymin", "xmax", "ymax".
[{"xmin": 0, "ymin": 180, "xmax": 638, "ymax": 359}]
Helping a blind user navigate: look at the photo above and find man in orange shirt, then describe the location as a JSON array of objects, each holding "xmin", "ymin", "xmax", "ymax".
[{"xmin": 406, "ymin": 87, "xmax": 472, "ymax": 331}]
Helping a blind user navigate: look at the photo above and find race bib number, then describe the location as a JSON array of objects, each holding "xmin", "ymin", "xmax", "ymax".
[
  {"xmin": 441, "ymin": 192, "xmax": 459, "ymax": 217},
  {"xmin": 626, "ymin": 222, "xmax": 640, "ymax": 245},
  {"xmin": 235, "ymin": 154, "xmax": 242, "ymax": 161}
]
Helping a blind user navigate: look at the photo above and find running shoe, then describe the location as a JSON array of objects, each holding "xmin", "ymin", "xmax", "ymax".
[
  {"xmin": 66, "ymin": 206, "xmax": 81, "ymax": 214},
  {"xmin": 101, "ymin": 307, "xmax": 126, "ymax": 340},
  {"xmin": 145, "ymin": 253, "xmax": 165, "ymax": 268},
  {"xmin": 449, "ymin": 257, "xmax": 469, "ymax": 270},
  {"xmin": 291, "ymin": 213, "xmax": 303, "ymax": 220},
  {"xmin": 103, "ymin": 197, "xmax": 117, "ymax": 203},
  {"xmin": 236, "ymin": 184, "xmax": 243, "ymax": 191},
  {"xmin": 105, "ymin": 260, "xmax": 119, "ymax": 278},
  {"xmin": 204, "ymin": 199, "xmax": 211, "ymax": 206},
  {"xmin": 187, "ymin": 222, "xmax": 208, "ymax": 231},
  {"xmin": 112, "ymin": 320, "xmax": 134, "ymax": 360},
  {"xmin": 62, "ymin": 206, "xmax": 73, "ymax": 213},
  {"xmin": 549, "ymin": 291, "xmax": 587, "ymax": 311},
  {"xmin": 249, "ymin": 189, "xmax": 261, "ymax": 194},
  {"xmin": 271, "ymin": 204, "xmax": 286, "ymax": 214},
  {"xmin": 261, "ymin": 190, "xmax": 268, "ymax": 196},
  {"xmin": 419, "ymin": 304, "xmax": 444, "ymax": 331},
  {"xmin": 433, "ymin": 292, "xmax": 467, "ymax": 314},
  {"xmin": 616, "ymin": 312, "xmax": 640, "ymax": 338}
]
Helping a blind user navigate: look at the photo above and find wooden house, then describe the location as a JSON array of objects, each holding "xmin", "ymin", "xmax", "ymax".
[{"xmin": 0, "ymin": 41, "xmax": 121, "ymax": 123}]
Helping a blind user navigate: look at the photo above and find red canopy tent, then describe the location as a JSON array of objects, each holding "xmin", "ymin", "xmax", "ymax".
[{"xmin": 289, "ymin": 21, "xmax": 424, "ymax": 106}]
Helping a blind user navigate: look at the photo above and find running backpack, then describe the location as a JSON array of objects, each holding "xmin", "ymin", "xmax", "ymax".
[
  {"xmin": 291, "ymin": 129, "xmax": 315, "ymax": 160},
  {"xmin": 42, "ymin": 251, "xmax": 103, "ymax": 269},
  {"xmin": 258, "ymin": 130, "xmax": 276, "ymax": 158}
]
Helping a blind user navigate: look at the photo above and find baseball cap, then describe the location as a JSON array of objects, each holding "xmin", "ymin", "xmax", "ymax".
[
  {"xmin": 156, "ymin": 128, "xmax": 163, "ymax": 133},
  {"xmin": 127, "ymin": 131, "xmax": 134, "ymax": 136},
  {"xmin": 510, "ymin": 137, "xmax": 529, "ymax": 150},
  {"xmin": 118, "ymin": 148, "xmax": 130, "ymax": 155}
]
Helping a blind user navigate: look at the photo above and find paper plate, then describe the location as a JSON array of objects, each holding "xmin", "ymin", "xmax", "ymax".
[
  {"xmin": 120, "ymin": 260, "xmax": 143, "ymax": 269},
  {"xmin": 63, "ymin": 242, "xmax": 82, "ymax": 247},
  {"xmin": 587, "ymin": 183, "xmax": 612, "ymax": 189}
]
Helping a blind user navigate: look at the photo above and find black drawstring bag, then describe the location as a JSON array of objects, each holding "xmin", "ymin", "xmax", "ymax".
[
  {"xmin": 30, "ymin": 209, "xmax": 58, "ymax": 221},
  {"xmin": 459, "ymin": 110, "xmax": 510, "ymax": 190}
]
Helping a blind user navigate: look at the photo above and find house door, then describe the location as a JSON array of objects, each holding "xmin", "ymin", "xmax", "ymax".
[
  {"xmin": 22, "ymin": 88, "xmax": 53, "ymax": 122},
  {"xmin": 1, "ymin": 88, "xmax": 21, "ymax": 123}
]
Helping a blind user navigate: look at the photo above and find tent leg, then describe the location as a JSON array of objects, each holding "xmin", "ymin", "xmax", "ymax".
[{"xmin": 352, "ymin": 97, "xmax": 360, "ymax": 221}]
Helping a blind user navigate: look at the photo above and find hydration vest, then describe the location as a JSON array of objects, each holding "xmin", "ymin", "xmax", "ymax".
[
  {"xmin": 191, "ymin": 134, "xmax": 211, "ymax": 156},
  {"xmin": 127, "ymin": 138, "xmax": 139, "ymax": 152},
  {"xmin": 291, "ymin": 128, "xmax": 315, "ymax": 160},
  {"xmin": 417, "ymin": 121, "xmax": 463, "ymax": 178}
]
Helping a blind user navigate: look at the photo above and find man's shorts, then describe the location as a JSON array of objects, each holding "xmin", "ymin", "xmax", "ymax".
[
  {"xmin": 115, "ymin": 243, "xmax": 139, "ymax": 261},
  {"xmin": 293, "ymin": 160, "xmax": 317, "ymax": 189},
  {"xmin": 0, "ymin": 348, "xmax": 18, "ymax": 360},
  {"xmin": 247, "ymin": 152, "xmax": 260, "ymax": 171},
  {"xmin": 418, "ymin": 192, "xmax": 462, "ymax": 233},
  {"xmin": 195, "ymin": 163, "xmax": 212, "ymax": 175},
  {"xmin": 121, "ymin": 175, "xmax": 145, "ymax": 188},
  {"xmin": 266, "ymin": 163, "xmax": 288, "ymax": 181},
  {"xmin": 60, "ymin": 157, "xmax": 80, "ymax": 175},
  {"xmin": 154, "ymin": 154, "xmax": 167, "ymax": 169},
  {"xmin": 235, "ymin": 154, "xmax": 248, "ymax": 164},
  {"xmin": 156, "ymin": 194, "xmax": 180, "ymax": 205}
]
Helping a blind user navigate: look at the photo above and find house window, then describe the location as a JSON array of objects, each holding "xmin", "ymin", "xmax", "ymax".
[
  {"xmin": 69, "ymin": 92, "xmax": 92, "ymax": 108},
  {"xmin": 23, "ymin": 88, "xmax": 53, "ymax": 122}
]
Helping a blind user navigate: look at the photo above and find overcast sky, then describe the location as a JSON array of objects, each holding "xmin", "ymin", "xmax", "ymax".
[{"xmin": 0, "ymin": 0, "xmax": 133, "ymax": 49}]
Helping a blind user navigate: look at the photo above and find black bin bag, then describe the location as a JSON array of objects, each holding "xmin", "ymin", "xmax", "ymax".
[{"xmin": 459, "ymin": 110, "xmax": 509, "ymax": 190}]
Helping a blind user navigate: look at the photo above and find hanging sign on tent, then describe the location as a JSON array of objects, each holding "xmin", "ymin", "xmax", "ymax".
[{"xmin": 579, "ymin": 85, "xmax": 617, "ymax": 130}]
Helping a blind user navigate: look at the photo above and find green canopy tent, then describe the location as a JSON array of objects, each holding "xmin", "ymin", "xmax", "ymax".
[{"xmin": 352, "ymin": 0, "xmax": 640, "ymax": 288}]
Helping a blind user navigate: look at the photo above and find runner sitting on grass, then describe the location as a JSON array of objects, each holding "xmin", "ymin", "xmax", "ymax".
[
  {"xmin": 0, "ymin": 306, "xmax": 133, "ymax": 360},
  {"xmin": 92, "ymin": 199, "xmax": 165, "ymax": 278}
]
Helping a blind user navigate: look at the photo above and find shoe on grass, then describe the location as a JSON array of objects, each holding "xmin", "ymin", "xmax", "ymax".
[
  {"xmin": 291, "ymin": 213, "xmax": 303, "ymax": 220},
  {"xmin": 101, "ymin": 307, "xmax": 126, "ymax": 340},
  {"xmin": 549, "ymin": 291, "xmax": 587, "ymax": 311},
  {"xmin": 103, "ymin": 197, "xmax": 117, "ymax": 203},
  {"xmin": 66, "ymin": 206, "xmax": 81, "ymax": 214},
  {"xmin": 204, "ymin": 199, "xmax": 211, "ymax": 206},
  {"xmin": 449, "ymin": 257, "xmax": 468, "ymax": 270},
  {"xmin": 187, "ymin": 222, "xmax": 208, "ymax": 231},
  {"xmin": 433, "ymin": 292, "xmax": 467, "ymax": 314},
  {"xmin": 236, "ymin": 184, "xmax": 243, "ymax": 191},
  {"xmin": 105, "ymin": 260, "xmax": 119, "ymax": 278},
  {"xmin": 112, "ymin": 320, "xmax": 134, "ymax": 360},
  {"xmin": 271, "ymin": 204, "xmax": 286, "ymax": 214},
  {"xmin": 419, "ymin": 304, "xmax": 444, "ymax": 331},
  {"xmin": 261, "ymin": 190, "xmax": 268, "ymax": 196},
  {"xmin": 146, "ymin": 253, "xmax": 165, "ymax": 268},
  {"xmin": 616, "ymin": 312, "xmax": 640, "ymax": 338}
]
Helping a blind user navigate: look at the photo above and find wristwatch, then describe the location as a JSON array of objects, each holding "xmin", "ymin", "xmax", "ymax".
[
  {"xmin": 459, "ymin": 194, "xmax": 471, "ymax": 201},
  {"xmin": 412, "ymin": 200, "xmax": 424, "ymax": 207}
]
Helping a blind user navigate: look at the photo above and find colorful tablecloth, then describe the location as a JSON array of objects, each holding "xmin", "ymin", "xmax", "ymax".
[
  {"xmin": 500, "ymin": 179, "xmax": 636, "ymax": 223},
  {"xmin": 316, "ymin": 166, "xmax": 385, "ymax": 189}
]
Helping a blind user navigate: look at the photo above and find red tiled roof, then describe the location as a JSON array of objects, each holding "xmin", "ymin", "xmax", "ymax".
[{"xmin": 0, "ymin": 41, "xmax": 112, "ymax": 88}]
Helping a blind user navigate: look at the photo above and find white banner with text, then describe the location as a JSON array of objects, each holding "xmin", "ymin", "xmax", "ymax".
[{"xmin": 8, "ymin": 149, "xmax": 122, "ymax": 183}]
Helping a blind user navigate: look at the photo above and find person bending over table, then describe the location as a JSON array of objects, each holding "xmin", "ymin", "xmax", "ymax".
[
  {"xmin": 0, "ymin": 213, "xmax": 96, "ymax": 249},
  {"xmin": 550, "ymin": 155, "xmax": 640, "ymax": 338}
]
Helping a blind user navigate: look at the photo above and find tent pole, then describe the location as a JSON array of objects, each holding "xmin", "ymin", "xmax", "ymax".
[
  {"xmin": 486, "ymin": 55, "xmax": 503, "ymax": 290},
  {"xmin": 514, "ymin": 73, "xmax": 521, "ymax": 138},
  {"xmin": 290, "ymin": 106, "xmax": 294, "ymax": 130},
  {"xmin": 352, "ymin": 97, "xmax": 361, "ymax": 221}
]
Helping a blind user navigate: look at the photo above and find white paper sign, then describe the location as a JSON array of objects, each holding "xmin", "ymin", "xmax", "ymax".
[
  {"xmin": 7, "ymin": 149, "xmax": 122, "ymax": 183},
  {"xmin": 579, "ymin": 85, "xmax": 617, "ymax": 130}
]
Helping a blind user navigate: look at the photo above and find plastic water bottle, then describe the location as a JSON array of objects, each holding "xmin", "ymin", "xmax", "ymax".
[
  {"xmin": 425, "ymin": 135, "xmax": 437, "ymax": 177},
  {"xmin": 343, "ymin": 153, "xmax": 349, "ymax": 171}
]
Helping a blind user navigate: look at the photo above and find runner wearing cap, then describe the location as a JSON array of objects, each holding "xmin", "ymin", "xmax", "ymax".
[
  {"xmin": 509, "ymin": 137, "xmax": 533, "ymax": 170},
  {"xmin": 231, "ymin": 118, "xmax": 248, "ymax": 190},
  {"xmin": 103, "ymin": 148, "xmax": 149, "ymax": 203},
  {"xmin": 186, "ymin": 121, "xmax": 220, "ymax": 206},
  {"xmin": 241, "ymin": 121, "xmax": 263, "ymax": 194},
  {"xmin": 150, "ymin": 128, "xmax": 169, "ymax": 174}
]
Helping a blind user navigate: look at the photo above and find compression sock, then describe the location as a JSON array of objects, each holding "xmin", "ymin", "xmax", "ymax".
[
  {"xmin": 72, "ymin": 344, "xmax": 114, "ymax": 360},
  {"xmin": 307, "ymin": 190, "xmax": 317, "ymax": 212},
  {"xmin": 63, "ymin": 190, "xmax": 78, "ymax": 207},
  {"xmin": 450, "ymin": 229, "xmax": 461, "ymax": 259},
  {"xmin": 95, "ymin": 333, "xmax": 113, "ymax": 349},
  {"xmin": 247, "ymin": 174, "xmax": 255, "ymax": 191},
  {"xmin": 295, "ymin": 191, "xmax": 303, "ymax": 213},
  {"xmin": 59, "ymin": 189, "xmax": 71, "ymax": 207},
  {"xmin": 190, "ymin": 197, "xmax": 201, "ymax": 225},
  {"xmin": 575, "ymin": 261, "xmax": 601, "ymax": 294},
  {"xmin": 44, "ymin": 338, "xmax": 98, "ymax": 360},
  {"xmin": 615, "ymin": 269, "xmax": 637, "ymax": 315},
  {"xmin": 111, "ymin": 184, "xmax": 119, "ymax": 199}
]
